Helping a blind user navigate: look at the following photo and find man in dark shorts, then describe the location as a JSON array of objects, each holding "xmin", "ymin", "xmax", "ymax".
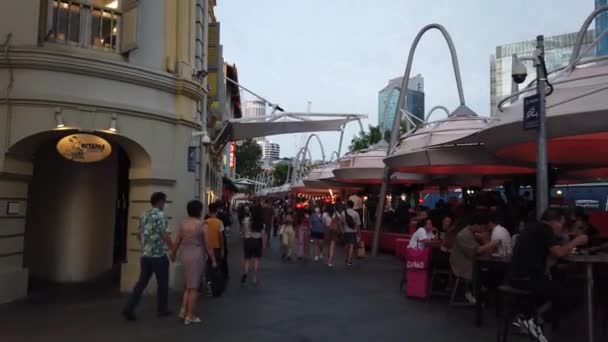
[
  {"xmin": 342, "ymin": 200, "xmax": 361, "ymax": 267},
  {"xmin": 509, "ymin": 208, "xmax": 588, "ymax": 341}
]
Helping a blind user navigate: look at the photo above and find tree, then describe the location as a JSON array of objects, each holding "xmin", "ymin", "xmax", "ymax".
[
  {"xmin": 349, "ymin": 125, "xmax": 391, "ymax": 151},
  {"xmin": 235, "ymin": 139, "xmax": 262, "ymax": 180},
  {"xmin": 272, "ymin": 162, "xmax": 290, "ymax": 186}
]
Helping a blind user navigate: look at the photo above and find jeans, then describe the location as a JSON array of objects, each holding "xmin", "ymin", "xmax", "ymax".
[{"xmin": 123, "ymin": 256, "xmax": 169, "ymax": 315}]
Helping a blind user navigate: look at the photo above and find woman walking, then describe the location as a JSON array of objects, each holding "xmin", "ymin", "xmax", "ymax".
[
  {"xmin": 240, "ymin": 204, "xmax": 264, "ymax": 286},
  {"xmin": 323, "ymin": 204, "xmax": 340, "ymax": 267},
  {"xmin": 296, "ymin": 209, "xmax": 311, "ymax": 260},
  {"xmin": 172, "ymin": 200, "xmax": 216, "ymax": 325}
]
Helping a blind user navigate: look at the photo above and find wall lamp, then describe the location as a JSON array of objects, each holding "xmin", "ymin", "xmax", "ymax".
[
  {"xmin": 54, "ymin": 107, "xmax": 65, "ymax": 128},
  {"xmin": 109, "ymin": 113, "xmax": 118, "ymax": 132}
]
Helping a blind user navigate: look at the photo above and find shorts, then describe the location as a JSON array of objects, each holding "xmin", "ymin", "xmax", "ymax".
[
  {"xmin": 311, "ymin": 231, "xmax": 325, "ymax": 240},
  {"xmin": 243, "ymin": 238, "xmax": 262, "ymax": 259},
  {"xmin": 343, "ymin": 232, "xmax": 357, "ymax": 245},
  {"xmin": 327, "ymin": 229, "xmax": 340, "ymax": 242}
]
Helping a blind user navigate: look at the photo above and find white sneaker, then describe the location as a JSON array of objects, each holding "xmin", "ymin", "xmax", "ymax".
[
  {"xmin": 464, "ymin": 291, "xmax": 477, "ymax": 304},
  {"xmin": 184, "ymin": 316, "xmax": 202, "ymax": 325},
  {"xmin": 314, "ymin": 256, "xmax": 319, "ymax": 262},
  {"xmin": 511, "ymin": 316, "xmax": 528, "ymax": 335},
  {"xmin": 522, "ymin": 318, "xmax": 548, "ymax": 342},
  {"xmin": 328, "ymin": 263, "xmax": 334, "ymax": 267}
]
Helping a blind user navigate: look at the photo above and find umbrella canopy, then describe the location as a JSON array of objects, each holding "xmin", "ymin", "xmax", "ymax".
[
  {"xmin": 333, "ymin": 141, "xmax": 427, "ymax": 184},
  {"xmin": 302, "ymin": 163, "xmax": 344, "ymax": 188},
  {"xmin": 457, "ymin": 60, "xmax": 608, "ymax": 167},
  {"xmin": 291, "ymin": 181, "xmax": 362, "ymax": 194},
  {"xmin": 384, "ymin": 108, "xmax": 535, "ymax": 176}
]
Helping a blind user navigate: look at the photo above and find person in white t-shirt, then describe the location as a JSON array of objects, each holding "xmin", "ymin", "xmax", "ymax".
[
  {"xmin": 408, "ymin": 218, "xmax": 439, "ymax": 250},
  {"xmin": 488, "ymin": 214, "xmax": 512, "ymax": 257},
  {"xmin": 343, "ymin": 200, "xmax": 361, "ymax": 266}
]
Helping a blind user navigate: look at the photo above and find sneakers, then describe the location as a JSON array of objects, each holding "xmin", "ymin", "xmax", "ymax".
[
  {"xmin": 178, "ymin": 307, "xmax": 186, "ymax": 320},
  {"xmin": 464, "ymin": 291, "xmax": 477, "ymax": 304},
  {"xmin": 314, "ymin": 256, "xmax": 319, "ymax": 262},
  {"xmin": 522, "ymin": 318, "xmax": 548, "ymax": 342},
  {"xmin": 511, "ymin": 316, "xmax": 529, "ymax": 335},
  {"xmin": 328, "ymin": 263, "xmax": 334, "ymax": 267},
  {"xmin": 184, "ymin": 316, "xmax": 202, "ymax": 326}
]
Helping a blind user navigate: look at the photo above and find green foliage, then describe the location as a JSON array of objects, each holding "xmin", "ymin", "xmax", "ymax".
[
  {"xmin": 349, "ymin": 125, "xmax": 391, "ymax": 151},
  {"xmin": 272, "ymin": 162, "xmax": 290, "ymax": 186},
  {"xmin": 235, "ymin": 139, "xmax": 262, "ymax": 180}
]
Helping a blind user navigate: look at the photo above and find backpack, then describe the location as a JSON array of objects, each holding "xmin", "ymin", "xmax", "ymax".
[
  {"xmin": 311, "ymin": 213, "xmax": 324, "ymax": 233},
  {"xmin": 345, "ymin": 211, "xmax": 356, "ymax": 229},
  {"xmin": 250, "ymin": 207, "xmax": 264, "ymax": 232},
  {"xmin": 329, "ymin": 214, "xmax": 339, "ymax": 232}
]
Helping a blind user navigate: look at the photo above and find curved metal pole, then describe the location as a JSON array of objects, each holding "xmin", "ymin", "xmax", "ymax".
[
  {"xmin": 568, "ymin": 5, "xmax": 608, "ymax": 70},
  {"xmin": 337, "ymin": 124, "xmax": 345, "ymax": 158},
  {"xmin": 304, "ymin": 133, "xmax": 326, "ymax": 162},
  {"xmin": 291, "ymin": 146, "xmax": 313, "ymax": 185},
  {"xmin": 329, "ymin": 151, "xmax": 340, "ymax": 162},
  {"xmin": 373, "ymin": 23, "xmax": 465, "ymax": 257},
  {"xmin": 425, "ymin": 105, "xmax": 450, "ymax": 122}
]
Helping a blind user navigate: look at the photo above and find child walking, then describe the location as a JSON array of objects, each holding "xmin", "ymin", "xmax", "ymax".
[{"xmin": 279, "ymin": 215, "xmax": 296, "ymax": 261}]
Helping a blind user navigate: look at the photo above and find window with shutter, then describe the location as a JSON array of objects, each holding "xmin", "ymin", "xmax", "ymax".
[
  {"xmin": 43, "ymin": 0, "xmax": 124, "ymax": 53},
  {"xmin": 119, "ymin": 0, "xmax": 138, "ymax": 54}
]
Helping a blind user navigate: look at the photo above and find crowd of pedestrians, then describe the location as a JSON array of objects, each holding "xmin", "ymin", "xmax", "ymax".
[{"xmin": 121, "ymin": 192, "xmax": 364, "ymax": 325}]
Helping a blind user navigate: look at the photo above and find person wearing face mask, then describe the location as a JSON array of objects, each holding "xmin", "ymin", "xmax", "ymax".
[{"xmin": 310, "ymin": 206, "xmax": 325, "ymax": 262}]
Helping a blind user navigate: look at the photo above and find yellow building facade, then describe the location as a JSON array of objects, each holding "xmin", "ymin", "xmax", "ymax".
[{"xmin": 0, "ymin": 0, "xmax": 225, "ymax": 303}]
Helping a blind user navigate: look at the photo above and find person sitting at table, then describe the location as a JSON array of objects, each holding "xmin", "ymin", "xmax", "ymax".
[
  {"xmin": 449, "ymin": 212, "xmax": 496, "ymax": 304},
  {"xmin": 487, "ymin": 213, "xmax": 512, "ymax": 257},
  {"xmin": 508, "ymin": 208, "xmax": 588, "ymax": 341},
  {"xmin": 408, "ymin": 218, "xmax": 440, "ymax": 250}
]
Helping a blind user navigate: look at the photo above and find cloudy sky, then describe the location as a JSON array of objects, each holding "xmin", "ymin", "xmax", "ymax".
[{"xmin": 216, "ymin": 0, "xmax": 594, "ymax": 160}]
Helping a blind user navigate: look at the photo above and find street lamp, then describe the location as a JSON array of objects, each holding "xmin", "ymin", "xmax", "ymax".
[{"xmin": 510, "ymin": 36, "xmax": 553, "ymax": 219}]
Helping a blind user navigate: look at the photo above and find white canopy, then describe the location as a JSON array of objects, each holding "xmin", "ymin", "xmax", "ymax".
[{"xmin": 215, "ymin": 112, "xmax": 367, "ymax": 144}]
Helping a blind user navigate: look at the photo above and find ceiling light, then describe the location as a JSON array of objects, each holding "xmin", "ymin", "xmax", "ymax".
[{"xmin": 106, "ymin": 0, "xmax": 119, "ymax": 9}]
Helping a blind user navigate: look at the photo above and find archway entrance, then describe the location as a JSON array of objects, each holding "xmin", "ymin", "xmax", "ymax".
[{"xmin": 7, "ymin": 130, "xmax": 149, "ymax": 299}]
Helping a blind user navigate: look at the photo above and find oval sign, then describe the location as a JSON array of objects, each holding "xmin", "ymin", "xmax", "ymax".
[{"xmin": 56, "ymin": 134, "xmax": 112, "ymax": 163}]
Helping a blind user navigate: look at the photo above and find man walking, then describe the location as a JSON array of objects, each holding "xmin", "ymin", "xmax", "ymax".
[
  {"xmin": 123, "ymin": 192, "xmax": 173, "ymax": 321},
  {"xmin": 343, "ymin": 200, "xmax": 361, "ymax": 267}
]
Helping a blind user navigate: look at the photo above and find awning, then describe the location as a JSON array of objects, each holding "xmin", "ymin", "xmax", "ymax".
[
  {"xmin": 384, "ymin": 110, "xmax": 535, "ymax": 177},
  {"xmin": 214, "ymin": 112, "xmax": 367, "ymax": 147}
]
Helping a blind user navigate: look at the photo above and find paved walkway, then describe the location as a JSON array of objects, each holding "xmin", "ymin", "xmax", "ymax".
[{"xmin": 0, "ymin": 234, "xmax": 501, "ymax": 342}]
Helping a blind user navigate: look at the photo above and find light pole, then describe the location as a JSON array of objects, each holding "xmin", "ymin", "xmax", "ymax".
[
  {"xmin": 372, "ymin": 24, "xmax": 468, "ymax": 257},
  {"xmin": 511, "ymin": 36, "xmax": 551, "ymax": 218}
]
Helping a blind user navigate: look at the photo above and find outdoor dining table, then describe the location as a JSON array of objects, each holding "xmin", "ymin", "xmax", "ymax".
[
  {"xmin": 473, "ymin": 255, "xmax": 511, "ymax": 327},
  {"xmin": 562, "ymin": 253, "xmax": 608, "ymax": 342}
]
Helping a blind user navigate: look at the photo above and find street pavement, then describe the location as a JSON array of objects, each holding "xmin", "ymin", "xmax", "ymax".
[{"xmin": 1, "ymin": 232, "xmax": 506, "ymax": 342}]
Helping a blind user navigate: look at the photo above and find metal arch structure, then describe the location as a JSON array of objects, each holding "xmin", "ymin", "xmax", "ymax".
[
  {"xmin": 425, "ymin": 105, "xmax": 450, "ymax": 122},
  {"xmin": 373, "ymin": 24, "xmax": 467, "ymax": 257},
  {"xmin": 568, "ymin": 5, "xmax": 608, "ymax": 71},
  {"xmin": 291, "ymin": 145, "xmax": 316, "ymax": 185},
  {"xmin": 303, "ymin": 133, "xmax": 326, "ymax": 162},
  {"xmin": 329, "ymin": 151, "xmax": 340, "ymax": 162}
]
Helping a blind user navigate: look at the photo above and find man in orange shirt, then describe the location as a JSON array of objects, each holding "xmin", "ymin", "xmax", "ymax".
[{"xmin": 205, "ymin": 203, "xmax": 225, "ymax": 293}]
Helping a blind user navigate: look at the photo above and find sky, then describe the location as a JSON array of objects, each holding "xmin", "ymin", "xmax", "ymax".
[{"xmin": 216, "ymin": 0, "xmax": 594, "ymax": 160}]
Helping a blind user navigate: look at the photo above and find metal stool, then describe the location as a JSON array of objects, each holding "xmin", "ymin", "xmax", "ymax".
[{"xmin": 496, "ymin": 284, "xmax": 533, "ymax": 342}]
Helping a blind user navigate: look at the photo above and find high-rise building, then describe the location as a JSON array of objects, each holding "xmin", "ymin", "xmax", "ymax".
[
  {"xmin": 245, "ymin": 99, "xmax": 267, "ymax": 122},
  {"xmin": 378, "ymin": 74, "xmax": 425, "ymax": 132},
  {"xmin": 597, "ymin": 0, "xmax": 608, "ymax": 56},
  {"xmin": 258, "ymin": 139, "xmax": 281, "ymax": 161},
  {"xmin": 490, "ymin": 30, "xmax": 596, "ymax": 115}
]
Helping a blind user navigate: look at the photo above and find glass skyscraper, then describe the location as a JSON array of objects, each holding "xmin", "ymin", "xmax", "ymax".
[
  {"xmin": 378, "ymin": 74, "xmax": 425, "ymax": 132},
  {"xmin": 490, "ymin": 30, "xmax": 596, "ymax": 115},
  {"xmin": 597, "ymin": 0, "xmax": 608, "ymax": 56}
]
